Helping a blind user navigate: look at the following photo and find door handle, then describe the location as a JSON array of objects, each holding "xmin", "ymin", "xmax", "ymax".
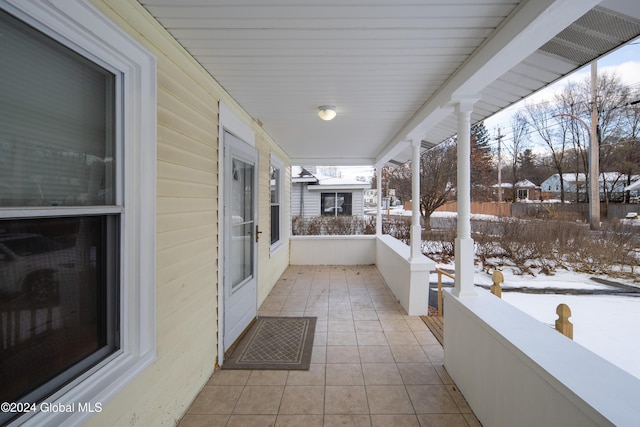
[{"xmin": 255, "ymin": 225, "xmax": 263, "ymax": 243}]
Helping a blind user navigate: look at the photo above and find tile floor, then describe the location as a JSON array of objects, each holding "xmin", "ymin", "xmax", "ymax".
[{"xmin": 179, "ymin": 265, "xmax": 481, "ymax": 427}]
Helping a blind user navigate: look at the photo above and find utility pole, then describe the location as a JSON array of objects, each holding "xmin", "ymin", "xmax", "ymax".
[
  {"xmin": 589, "ymin": 61, "xmax": 600, "ymax": 230},
  {"xmin": 496, "ymin": 127, "xmax": 503, "ymax": 216}
]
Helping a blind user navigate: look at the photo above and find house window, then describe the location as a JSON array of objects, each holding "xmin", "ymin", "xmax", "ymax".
[
  {"xmin": 270, "ymin": 154, "xmax": 283, "ymax": 250},
  {"xmin": 269, "ymin": 154, "xmax": 283, "ymax": 247},
  {"xmin": 321, "ymin": 192, "xmax": 352, "ymax": 216},
  {"xmin": 0, "ymin": 2, "xmax": 156, "ymax": 425},
  {"xmin": 517, "ymin": 189, "xmax": 529, "ymax": 200}
]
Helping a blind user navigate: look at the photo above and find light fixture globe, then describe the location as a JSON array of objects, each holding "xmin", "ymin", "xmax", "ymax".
[{"xmin": 318, "ymin": 105, "xmax": 336, "ymax": 121}]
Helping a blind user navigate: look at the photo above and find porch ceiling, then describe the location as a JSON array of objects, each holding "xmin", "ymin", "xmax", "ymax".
[{"xmin": 140, "ymin": 0, "xmax": 640, "ymax": 166}]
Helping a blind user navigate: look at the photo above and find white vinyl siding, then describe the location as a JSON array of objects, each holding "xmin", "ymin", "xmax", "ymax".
[{"xmin": 80, "ymin": 1, "xmax": 291, "ymax": 425}]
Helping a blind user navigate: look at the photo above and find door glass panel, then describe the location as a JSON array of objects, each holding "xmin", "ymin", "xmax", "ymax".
[{"xmin": 230, "ymin": 158, "xmax": 254, "ymax": 289}]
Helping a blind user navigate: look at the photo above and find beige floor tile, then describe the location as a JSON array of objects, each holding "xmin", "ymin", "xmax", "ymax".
[
  {"xmin": 397, "ymin": 363, "xmax": 442, "ymax": 385},
  {"xmin": 445, "ymin": 385, "xmax": 473, "ymax": 413},
  {"xmin": 357, "ymin": 331, "xmax": 389, "ymax": 346},
  {"xmin": 259, "ymin": 310, "xmax": 282, "ymax": 317},
  {"xmin": 330, "ymin": 302, "xmax": 353, "ymax": 311},
  {"xmin": 247, "ymin": 370, "xmax": 289, "ymax": 386},
  {"xmin": 362, "ymin": 363, "xmax": 403, "ymax": 386},
  {"xmin": 380, "ymin": 319, "xmax": 411, "ymax": 332},
  {"xmin": 328, "ymin": 310, "xmax": 354, "ymax": 320},
  {"xmin": 406, "ymin": 385, "xmax": 460, "ymax": 414},
  {"xmin": 350, "ymin": 300, "xmax": 376, "ymax": 310},
  {"xmin": 423, "ymin": 345, "xmax": 444, "ymax": 364},
  {"xmin": 328, "ymin": 320, "xmax": 356, "ymax": 332},
  {"xmin": 327, "ymin": 331, "xmax": 358, "ymax": 345},
  {"xmin": 276, "ymin": 414, "xmax": 323, "ymax": 427},
  {"xmin": 233, "ymin": 385, "xmax": 284, "ymax": 415},
  {"xmin": 314, "ymin": 332, "xmax": 328, "ymax": 346},
  {"xmin": 377, "ymin": 314, "xmax": 406, "ymax": 323},
  {"xmin": 280, "ymin": 310, "xmax": 306, "ymax": 317},
  {"xmin": 366, "ymin": 385, "xmax": 414, "ymax": 414},
  {"xmin": 305, "ymin": 309, "xmax": 329, "ymax": 320},
  {"xmin": 405, "ymin": 318, "xmax": 429, "ymax": 331},
  {"xmin": 355, "ymin": 320, "xmax": 383, "ymax": 332},
  {"xmin": 371, "ymin": 414, "xmax": 420, "ymax": 427},
  {"xmin": 462, "ymin": 413, "xmax": 483, "ymax": 427},
  {"xmin": 207, "ymin": 369, "xmax": 250, "ymax": 386},
  {"xmin": 413, "ymin": 330, "xmax": 441, "ymax": 346},
  {"xmin": 416, "ymin": 413, "xmax": 468, "ymax": 427},
  {"xmin": 433, "ymin": 364, "xmax": 454, "ymax": 385},
  {"xmin": 385, "ymin": 331, "xmax": 420, "ymax": 346},
  {"xmin": 279, "ymin": 385, "xmax": 324, "ymax": 414},
  {"xmin": 326, "ymin": 363, "xmax": 364, "ymax": 385},
  {"xmin": 187, "ymin": 386, "xmax": 243, "ymax": 415},
  {"xmin": 226, "ymin": 414, "xmax": 277, "ymax": 427},
  {"xmin": 326, "ymin": 345, "xmax": 360, "ymax": 363},
  {"xmin": 323, "ymin": 414, "xmax": 372, "ymax": 427},
  {"xmin": 390, "ymin": 346, "xmax": 429, "ymax": 363},
  {"xmin": 286, "ymin": 363, "xmax": 326, "ymax": 386},
  {"xmin": 311, "ymin": 345, "xmax": 327, "ymax": 364},
  {"xmin": 324, "ymin": 385, "xmax": 369, "ymax": 414},
  {"xmin": 352, "ymin": 310, "xmax": 379, "ymax": 320},
  {"xmin": 307, "ymin": 302, "xmax": 329, "ymax": 311},
  {"xmin": 358, "ymin": 345, "xmax": 394, "ymax": 363},
  {"xmin": 315, "ymin": 320, "xmax": 328, "ymax": 332},
  {"xmin": 178, "ymin": 414, "xmax": 229, "ymax": 427}
]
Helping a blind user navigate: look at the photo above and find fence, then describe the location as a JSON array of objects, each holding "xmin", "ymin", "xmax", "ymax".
[{"xmin": 436, "ymin": 201, "xmax": 640, "ymax": 221}]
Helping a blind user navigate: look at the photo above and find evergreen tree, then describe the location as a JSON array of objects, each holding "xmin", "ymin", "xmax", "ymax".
[{"xmin": 470, "ymin": 121, "xmax": 495, "ymax": 201}]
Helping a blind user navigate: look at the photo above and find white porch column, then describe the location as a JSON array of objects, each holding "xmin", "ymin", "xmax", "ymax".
[
  {"xmin": 376, "ymin": 165, "xmax": 383, "ymax": 235},
  {"xmin": 410, "ymin": 139, "xmax": 422, "ymax": 260},
  {"xmin": 453, "ymin": 99, "xmax": 477, "ymax": 297}
]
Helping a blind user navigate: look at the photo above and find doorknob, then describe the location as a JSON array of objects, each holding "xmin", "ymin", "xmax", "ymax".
[{"xmin": 255, "ymin": 225, "xmax": 263, "ymax": 243}]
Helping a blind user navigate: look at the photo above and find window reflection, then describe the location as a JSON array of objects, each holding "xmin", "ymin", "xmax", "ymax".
[{"xmin": 0, "ymin": 217, "xmax": 117, "ymax": 405}]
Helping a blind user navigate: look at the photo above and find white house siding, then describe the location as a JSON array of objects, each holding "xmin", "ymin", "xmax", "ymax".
[
  {"xmin": 291, "ymin": 183, "xmax": 322, "ymax": 218},
  {"xmin": 86, "ymin": 1, "xmax": 289, "ymax": 425},
  {"xmin": 257, "ymin": 135, "xmax": 290, "ymax": 305}
]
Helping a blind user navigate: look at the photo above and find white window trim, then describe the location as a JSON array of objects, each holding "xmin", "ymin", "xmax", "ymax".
[
  {"xmin": 0, "ymin": 1, "xmax": 157, "ymax": 426},
  {"xmin": 270, "ymin": 153, "xmax": 284, "ymax": 255}
]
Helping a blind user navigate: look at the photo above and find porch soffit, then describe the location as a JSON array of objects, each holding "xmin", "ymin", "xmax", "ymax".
[{"xmin": 140, "ymin": 0, "xmax": 640, "ymax": 167}]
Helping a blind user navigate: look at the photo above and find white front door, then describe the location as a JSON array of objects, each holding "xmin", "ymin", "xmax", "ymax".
[{"xmin": 223, "ymin": 130, "xmax": 258, "ymax": 351}]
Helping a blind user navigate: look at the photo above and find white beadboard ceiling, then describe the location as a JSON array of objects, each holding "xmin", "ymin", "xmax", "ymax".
[{"xmin": 140, "ymin": 0, "xmax": 640, "ymax": 166}]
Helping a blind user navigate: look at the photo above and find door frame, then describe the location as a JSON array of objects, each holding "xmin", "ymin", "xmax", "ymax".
[{"xmin": 217, "ymin": 102, "xmax": 256, "ymax": 366}]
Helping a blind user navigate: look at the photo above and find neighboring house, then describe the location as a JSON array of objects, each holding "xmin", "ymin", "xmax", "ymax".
[
  {"xmin": 541, "ymin": 173, "xmax": 638, "ymax": 202},
  {"xmin": 625, "ymin": 179, "xmax": 640, "ymax": 203},
  {"xmin": 364, "ymin": 188, "xmax": 377, "ymax": 206},
  {"xmin": 491, "ymin": 180, "xmax": 541, "ymax": 201},
  {"xmin": 514, "ymin": 179, "xmax": 542, "ymax": 201},
  {"xmin": 291, "ymin": 166, "xmax": 370, "ymax": 218}
]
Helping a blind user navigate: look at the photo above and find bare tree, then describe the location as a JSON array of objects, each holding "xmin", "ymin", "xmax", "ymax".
[
  {"xmin": 555, "ymin": 82, "xmax": 589, "ymax": 201},
  {"xmin": 525, "ymin": 100, "xmax": 569, "ymax": 202},
  {"xmin": 504, "ymin": 112, "xmax": 529, "ymax": 201},
  {"xmin": 387, "ymin": 141, "xmax": 457, "ymax": 230}
]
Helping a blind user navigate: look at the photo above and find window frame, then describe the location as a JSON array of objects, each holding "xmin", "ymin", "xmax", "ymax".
[
  {"xmin": 0, "ymin": 0, "xmax": 157, "ymax": 425},
  {"xmin": 321, "ymin": 192, "xmax": 353, "ymax": 217},
  {"xmin": 269, "ymin": 153, "xmax": 284, "ymax": 254}
]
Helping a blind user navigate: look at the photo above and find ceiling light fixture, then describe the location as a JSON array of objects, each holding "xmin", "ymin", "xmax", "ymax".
[{"xmin": 318, "ymin": 105, "xmax": 336, "ymax": 121}]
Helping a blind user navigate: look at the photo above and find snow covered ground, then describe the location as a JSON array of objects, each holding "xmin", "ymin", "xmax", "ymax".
[
  {"xmin": 433, "ymin": 264, "xmax": 640, "ymax": 380},
  {"xmin": 379, "ymin": 209, "xmax": 640, "ymax": 378}
]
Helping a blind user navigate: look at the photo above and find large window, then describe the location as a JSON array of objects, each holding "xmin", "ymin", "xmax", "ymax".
[
  {"xmin": 0, "ymin": 9, "xmax": 118, "ymax": 421},
  {"xmin": 0, "ymin": 1, "xmax": 156, "ymax": 425},
  {"xmin": 321, "ymin": 192, "xmax": 353, "ymax": 216}
]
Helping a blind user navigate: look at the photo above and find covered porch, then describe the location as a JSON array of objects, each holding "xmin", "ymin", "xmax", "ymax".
[{"xmin": 179, "ymin": 264, "xmax": 480, "ymax": 427}]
